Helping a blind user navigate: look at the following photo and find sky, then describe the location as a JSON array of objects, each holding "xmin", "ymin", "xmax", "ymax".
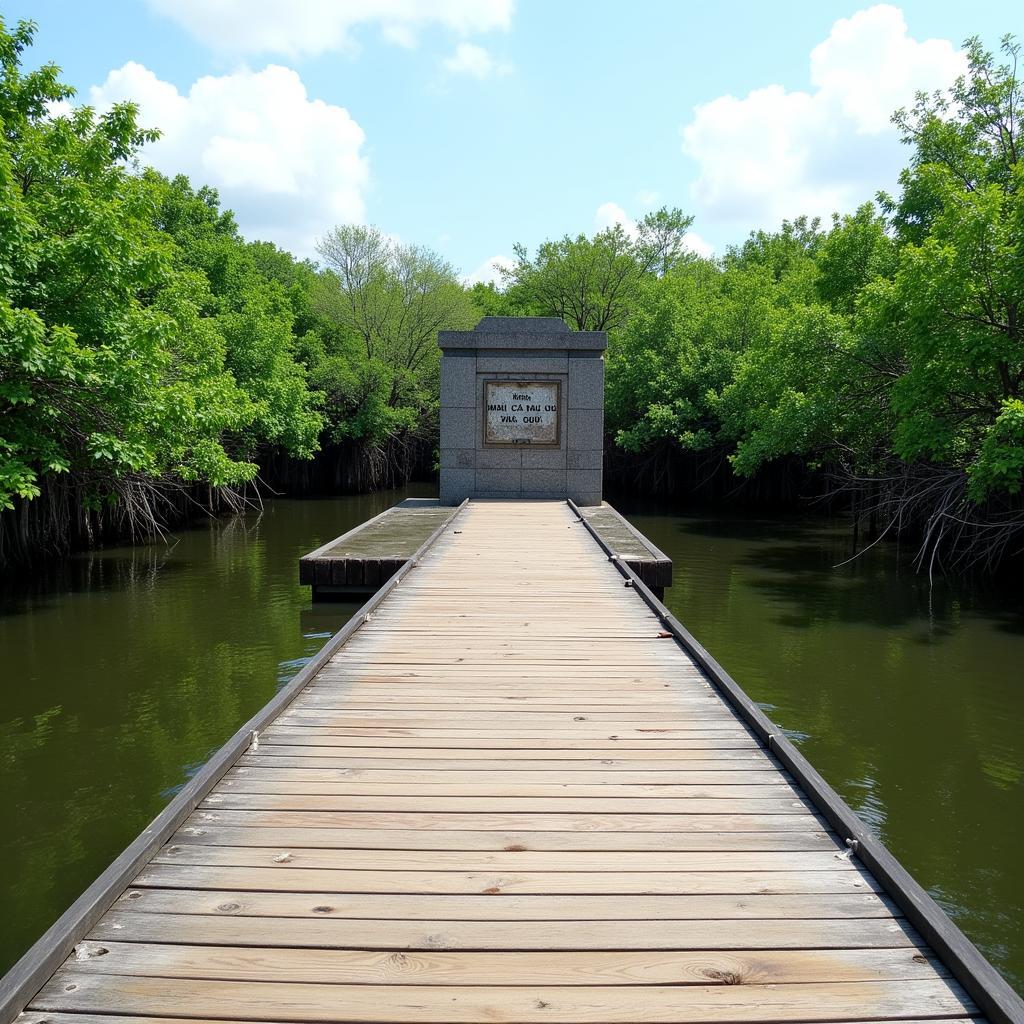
[{"xmin": 6, "ymin": 0, "xmax": 1020, "ymax": 284}]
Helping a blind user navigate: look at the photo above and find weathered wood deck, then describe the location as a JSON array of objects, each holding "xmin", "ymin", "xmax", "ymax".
[{"xmin": 8, "ymin": 500, "xmax": 1018, "ymax": 1023}]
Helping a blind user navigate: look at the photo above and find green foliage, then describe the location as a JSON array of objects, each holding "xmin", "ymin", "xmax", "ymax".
[
  {"xmin": 5, "ymin": 13, "xmax": 1024, "ymax": 570},
  {"xmin": 609, "ymin": 36, "xmax": 1024, "ymax": 553},
  {"xmin": 718, "ymin": 209, "xmax": 896, "ymax": 478},
  {"xmin": 504, "ymin": 207, "xmax": 694, "ymax": 331},
  {"xmin": 0, "ymin": 17, "xmax": 265, "ymax": 511},
  {"xmin": 313, "ymin": 224, "xmax": 478, "ymax": 461},
  {"xmin": 145, "ymin": 172, "xmax": 323, "ymax": 459},
  {"xmin": 467, "ymin": 281, "xmax": 520, "ymax": 318},
  {"xmin": 868, "ymin": 36, "xmax": 1023, "ymax": 501},
  {"xmin": 606, "ymin": 260, "xmax": 731, "ymax": 454}
]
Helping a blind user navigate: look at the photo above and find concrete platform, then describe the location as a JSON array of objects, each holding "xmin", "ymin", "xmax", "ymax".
[
  {"xmin": 300, "ymin": 499, "xmax": 672, "ymax": 599},
  {"xmin": 299, "ymin": 499, "xmax": 458, "ymax": 597},
  {"xmin": 577, "ymin": 503, "xmax": 673, "ymax": 593}
]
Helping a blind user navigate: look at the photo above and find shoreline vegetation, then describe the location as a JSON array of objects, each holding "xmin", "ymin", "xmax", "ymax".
[{"xmin": 2, "ymin": 18, "xmax": 1022, "ymax": 575}]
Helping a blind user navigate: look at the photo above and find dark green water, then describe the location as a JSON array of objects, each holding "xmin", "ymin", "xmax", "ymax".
[{"xmin": 1, "ymin": 492, "xmax": 1022, "ymax": 994}]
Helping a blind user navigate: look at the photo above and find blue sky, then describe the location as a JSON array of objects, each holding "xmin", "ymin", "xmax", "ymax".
[{"xmin": 6, "ymin": 1, "xmax": 1021, "ymax": 281}]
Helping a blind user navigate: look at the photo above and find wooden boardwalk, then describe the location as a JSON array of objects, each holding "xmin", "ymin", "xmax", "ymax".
[{"xmin": 13, "ymin": 501, "xmax": 991, "ymax": 1022}]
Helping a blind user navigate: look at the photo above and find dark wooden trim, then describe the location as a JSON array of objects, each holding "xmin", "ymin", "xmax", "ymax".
[
  {"xmin": 0, "ymin": 499, "xmax": 469, "ymax": 1024},
  {"xmin": 568, "ymin": 498, "xmax": 1024, "ymax": 1024},
  {"xmin": 627, "ymin": 559, "xmax": 672, "ymax": 591}
]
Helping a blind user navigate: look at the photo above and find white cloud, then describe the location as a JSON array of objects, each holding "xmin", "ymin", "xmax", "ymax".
[
  {"xmin": 809, "ymin": 5, "xmax": 963, "ymax": 133},
  {"xmin": 594, "ymin": 202, "xmax": 638, "ymax": 237},
  {"xmin": 463, "ymin": 254, "xmax": 514, "ymax": 287},
  {"xmin": 594, "ymin": 202, "xmax": 713, "ymax": 259},
  {"xmin": 146, "ymin": 0, "xmax": 513, "ymax": 57},
  {"xmin": 46, "ymin": 98, "xmax": 74, "ymax": 119},
  {"xmin": 90, "ymin": 62, "xmax": 369, "ymax": 258},
  {"xmin": 442, "ymin": 42, "xmax": 511, "ymax": 78},
  {"xmin": 681, "ymin": 4, "xmax": 966, "ymax": 233},
  {"xmin": 635, "ymin": 189, "xmax": 660, "ymax": 209},
  {"xmin": 681, "ymin": 231, "xmax": 714, "ymax": 259}
]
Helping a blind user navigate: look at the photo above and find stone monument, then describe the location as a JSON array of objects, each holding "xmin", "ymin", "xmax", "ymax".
[{"xmin": 438, "ymin": 317, "xmax": 606, "ymax": 505}]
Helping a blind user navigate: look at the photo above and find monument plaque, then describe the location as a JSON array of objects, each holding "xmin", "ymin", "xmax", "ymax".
[{"xmin": 484, "ymin": 380, "xmax": 560, "ymax": 447}]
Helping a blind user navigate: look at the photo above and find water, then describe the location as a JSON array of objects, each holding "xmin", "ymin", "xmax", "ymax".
[{"xmin": 0, "ymin": 492, "xmax": 1021, "ymax": 993}]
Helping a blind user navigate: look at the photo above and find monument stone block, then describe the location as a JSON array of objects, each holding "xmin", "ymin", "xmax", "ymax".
[
  {"xmin": 439, "ymin": 468, "xmax": 474, "ymax": 505},
  {"xmin": 568, "ymin": 358, "xmax": 606, "ymax": 409},
  {"xmin": 476, "ymin": 448, "xmax": 523, "ymax": 469},
  {"xmin": 567, "ymin": 408, "xmax": 605, "ymax": 451},
  {"xmin": 439, "ymin": 407, "xmax": 476, "ymax": 450},
  {"xmin": 566, "ymin": 468, "xmax": 602, "ymax": 506},
  {"xmin": 476, "ymin": 468, "xmax": 523, "ymax": 494},
  {"xmin": 440, "ymin": 355, "xmax": 477, "ymax": 409},
  {"xmin": 440, "ymin": 448, "xmax": 475, "ymax": 469},
  {"xmin": 522, "ymin": 447, "xmax": 567, "ymax": 469},
  {"xmin": 567, "ymin": 449, "xmax": 604, "ymax": 470}
]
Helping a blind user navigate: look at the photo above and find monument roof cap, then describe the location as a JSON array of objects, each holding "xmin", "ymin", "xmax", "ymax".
[
  {"xmin": 439, "ymin": 316, "xmax": 607, "ymax": 351},
  {"xmin": 475, "ymin": 316, "xmax": 568, "ymax": 334}
]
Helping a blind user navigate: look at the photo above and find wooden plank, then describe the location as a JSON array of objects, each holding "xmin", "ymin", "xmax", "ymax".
[
  {"xmin": 113, "ymin": 888, "xmax": 900, "ymax": 921},
  {"xmin": 85, "ymin": 912, "xmax": 917, "ymax": 950},
  {"xmin": 17, "ymin": 1014, "xmax": 982, "ymax": 1024},
  {"xmin": 226, "ymin": 767, "xmax": 790, "ymax": 784},
  {"xmin": 257, "ymin": 735, "xmax": 763, "ymax": 749},
  {"xmin": 130, "ymin": 865, "xmax": 881, "ymax": 895},
  {"xmin": 275, "ymin": 711, "xmax": 742, "ymax": 723},
  {"xmin": 291, "ymin": 694, "xmax": 721, "ymax": 704},
  {"xmin": 230, "ymin": 770, "xmax": 782, "ymax": 782},
  {"xmin": 30, "ymin": 976, "xmax": 976, "ymax": 1022},
  {"xmin": 299, "ymin": 674, "xmax": 704, "ymax": 686},
  {"xmin": 282, "ymin": 698, "xmax": 727, "ymax": 708},
  {"xmin": 199, "ymin": 790, "xmax": 811, "ymax": 815},
  {"xmin": 212, "ymin": 781, "xmax": 801, "ymax": 799},
  {"xmin": 170, "ymin": 824, "xmax": 838, "ymax": 852},
  {"xmin": 245, "ymin": 744, "xmax": 768, "ymax": 760},
  {"xmin": 200, "ymin": 794, "xmax": 815, "ymax": 814},
  {"xmin": 184, "ymin": 809, "xmax": 827, "ymax": 833},
  {"xmin": 363, "ymin": 557, "xmax": 381, "ymax": 589},
  {"xmin": 61, "ymin": 943, "xmax": 947, "ymax": 985},
  {"xmin": 237, "ymin": 753, "xmax": 775, "ymax": 770},
  {"xmin": 262, "ymin": 725, "xmax": 756, "ymax": 737},
  {"xmin": 152, "ymin": 846, "xmax": 853, "ymax": 874},
  {"xmin": 297, "ymin": 686, "xmax": 713, "ymax": 695}
]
